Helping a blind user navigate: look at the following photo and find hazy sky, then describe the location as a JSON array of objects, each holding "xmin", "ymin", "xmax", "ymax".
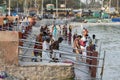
[
  {"xmin": 81, "ymin": 0, "xmax": 86, "ymax": 3},
  {"xmin": 81, "ymin": 0, "xmax": 99, "ymax": 3}
]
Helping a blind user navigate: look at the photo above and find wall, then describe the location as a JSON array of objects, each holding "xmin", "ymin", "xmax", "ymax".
[
  {"xmin": 5, "ymin": 63, "xmax": 74, "ymax": 80},
  {"xmin": 0, "ymin": 31, "xmax": 18, "ymax": 66}
]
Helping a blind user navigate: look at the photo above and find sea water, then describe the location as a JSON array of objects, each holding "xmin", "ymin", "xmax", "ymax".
[{"xmin": 73, "ymin": 24, "xmax": 120, "ymax": 80}]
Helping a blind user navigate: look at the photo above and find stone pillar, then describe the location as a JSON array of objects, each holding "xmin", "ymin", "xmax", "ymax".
[
  {"xmin": 19, "ymin": 32, "xmax": 23, "ymax": 46},
  {"xmin": 0, "ymin": 31, "xmax": 19, "ymax": 66},
  {"xmin": 91, "ymin": 51, "xmax": 98, "ymax": 78},
  {"xmin": 87, "ymin": 45, "xmax": 98, "ymax": 78}
]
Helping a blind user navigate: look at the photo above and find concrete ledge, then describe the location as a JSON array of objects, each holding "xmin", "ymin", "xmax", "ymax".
[
  {"xmin": 5, "ymin": 62, "xmax": 74, "ymax": 80},
  {"xmin": 19, "ymin": 61, "xmax": 73, "ymax": 66}
]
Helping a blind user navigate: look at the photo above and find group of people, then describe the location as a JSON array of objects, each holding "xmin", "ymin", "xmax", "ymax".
[
  {"xmin": 32, "ymin": 24, "xmax": 97, "ymax": 63},
  {"xmin": 73, "ymin": 28, "xmax": 97, "ymax": 61},
  {"xmin": 0, "ymin": 14, "xmax": 17, "ymax": 31},
  {"xmin": 32, "ymin": 25, "xmax": 64, "ymax": 62}
]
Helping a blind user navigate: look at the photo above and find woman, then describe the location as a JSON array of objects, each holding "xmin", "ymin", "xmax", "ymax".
[
  {"xmin": 73, "ymin": 35, "xmax": 82, "ymax": 61},
  {"xmin": 73, "ymin": 35, "xmax": 82, "ymax": 54}
]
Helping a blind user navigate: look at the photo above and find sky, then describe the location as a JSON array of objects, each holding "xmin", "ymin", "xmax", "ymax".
[
  {"xmin": 81, "ymin": 0, "xmax": 99, "ymax": 3},
  {"xmin": 81, "ymin": 0, "xmax": 86, "ymax": 3}
]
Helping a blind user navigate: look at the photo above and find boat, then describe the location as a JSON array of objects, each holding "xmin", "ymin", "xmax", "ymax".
[{"xmin": 111, "ymin": 17, "xmax": 120, "ymax": 22}]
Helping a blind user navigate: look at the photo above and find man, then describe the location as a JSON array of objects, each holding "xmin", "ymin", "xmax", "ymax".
[
  {"xmin": 50, "ymin": 37, "xmax": 63, "ymax": 62},
  {"xmin": 92, "ymin": 34, "xmax": 97, "ymax": 50}
]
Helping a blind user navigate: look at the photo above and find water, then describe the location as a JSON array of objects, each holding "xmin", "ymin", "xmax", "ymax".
[{"xmin": 73, "ymin": 24, "xmax": 120, "ymax": 80}]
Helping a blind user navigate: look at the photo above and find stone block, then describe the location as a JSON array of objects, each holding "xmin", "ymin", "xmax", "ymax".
[{"xmin": 0, "ymin": 31, "xmax": 19, "ymax": 65}]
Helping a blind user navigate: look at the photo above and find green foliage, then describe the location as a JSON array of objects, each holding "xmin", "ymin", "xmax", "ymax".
[{"xmin": 0, "ymin": 0, "xmax": 4, "ymax": 5}]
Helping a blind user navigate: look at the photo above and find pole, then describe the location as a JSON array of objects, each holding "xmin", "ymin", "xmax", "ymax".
[
  {"xmin": 24, "ymin": 0, "xmax": 26, "ymax": 14},
  {"xmin": 35, "ymin": 0, "xmax": 37, "ymax": 8},
  {"xmin": 65, "ymin": 0, "xmax": 66, "ymax": 10},
  {"xmin": 79, "ymin": 0, "xmax": 81, "ymax": 8},
  {"xmin": 17, "ymin": 0, "xmax": 18, "ymax": 14},
  {"xmin": 41, "ymin": 0, "xmax": 44, "ymax": 18},
  {"xmin": 117, "ymin": 0, "xmax": 119, "ymax": 12},
  {"xmin": 86, "ymin": 0, "xmax": 87, "ymax": 9},
  {"xmin": 56, "ymin": 0, "xmax": 58, "ymax": 18},
  {"xmin": 102, "ymin": 0, "xmax": 104, "ymax": 8},
  {"xmin": 8, "ymin": 0, "xmax": 11, "ymax": 15},
  {"xmin": 65, "ymin": 0, "xmax": 67, "ymax": 23},
  {"xmin": 51, "ymin": 0, "xmax": 52, "ymax": 4},
  {"xmin": 24, "ymin": 0, "xmax": 28, "ymax": 15},
  {"xmin": 109, "ymin": 0, "xmax": 111, "ymax": 8},
  {"xmin": 100, "ymin": 51, "xmax": 106, "ymax": 80}
]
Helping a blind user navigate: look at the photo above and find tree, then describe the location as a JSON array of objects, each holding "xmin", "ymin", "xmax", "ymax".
[{"xmin": 0, "ymin": 0, "xmax": 4, "ymax": 5}]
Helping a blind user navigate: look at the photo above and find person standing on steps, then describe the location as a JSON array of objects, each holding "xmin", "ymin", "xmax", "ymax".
[
  {"xmin": 68, "ymin": 25, "xmax": 72, "ymax": 45},
  {"xmin": 73, "ymin": 35, "xmax": 82, "ymax": 61},
  {"xmin": 42, "ymin": 38, "xmax": 51, "ymax": 62},
  {"xmin": 92, "ymin": 34, "xmax": 97, "ymax": 50},
  {"xmin": 50, "ymin": 37, "xmax": 63, "ymax": 62}
]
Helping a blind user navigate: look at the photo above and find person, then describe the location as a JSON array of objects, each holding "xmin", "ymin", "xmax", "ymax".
[
  {"xmin": 13, "ymin": 18, "xmax": 18, "ymax": 26},
  {"xmin": 3, "ymin": 17, "xmax": 8, "ymax": 30},
  {"xmin": 92, "ymin": 34, "xmax": 97, "ymax": 50},
  {"xmin": 50, "ymin": 37, "xmax": 63, "ymax": 62},
  {"xmin": 32, "ymin": 33, "xmax": 43, "ymax": 62},
  {"xmin": 73, "ymin": 35, "xmax": 82, "ymax": 61},
  {"xmin": 52, "ymin": 25, "xmax": 58, "ymax": 40},
  {"xmin": 73, "ymin": 33, "xmax": 77, "ymax": 42},
  {"xmin": 44, "ymin": 25, "xmax": 49, "ymax": 33},
  {"xmin": 63, "ymin": 25, "xmax": 67, "ymax": 40},
  {"xmin": 58, "ymin": 25, "xmax": 62, "ymax": 36},
  {"xmin": 42, "ymin": 38, "xmax": 51, "ymax": 62},
  {"xmin": 49, "ymin": 34, "xmax": 54, "ymax": 45},
  {"xmin": 40, "ymin": 26, "xmax": 44, "ymax": 33},
  {"xmin": 69, "ymin": 25, "xmax": 72, "ymax": 32},
  {"xmin": 68, "ymin": 25, "xmax": 72, "ymax": 45},
  {"xmin": 82, "ymin": 28, "xmax": 92, "ymax": 46},
  {"xmin": 42, "ymin": 32, "xmax": 49, "ymax": 41},
  {"xmin": 73, "ymin": 35, "xmax": 82, "ymax": 54},
  {"xmin": 68, "ymin": 31, "xmax": 72, "ymax": 45},
  {"xmin": 81, "ymin": 28, "xmax": 92, "ymax": 62}
]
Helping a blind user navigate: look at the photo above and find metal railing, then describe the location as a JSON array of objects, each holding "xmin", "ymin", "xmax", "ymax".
[
  {"xmin": 18, "ymin": 37, "xmax": 106, "ymax": 80},
  {"xmin": 18, "ymin": 45, "xmax": 105, "ymax": 80}
]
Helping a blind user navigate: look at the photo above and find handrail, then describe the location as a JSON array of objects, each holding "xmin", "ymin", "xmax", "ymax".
[
  {"xmin": 19, "ymin": 46, "xmax": 51, "ymax": 52},
  {"xmin": 19, "ymin": 39, "xmax": 42, "ymax": 44},
  {"xmin": 61, "ymin": 56, "xmax": 102, "ymax": 68},
  {"xmin": 18, "ymin": 42, "xmax": 104, "ymax": 79},
  {"xmin": 53, "ymin": 50, "xmax": 104, "ymax": 60},
  {"xmin": 100, "ymin": 51, "xmax": 106, "ymax": 80},
  {"xmin": 19, "ymin": 53, "xmax": 102, "ymax": 68},
  {"xmin": 19, "ymin": 46, "xmax": 103, "ymax": 60},
  {"xmin": 19, "ymin": 39, "xmax": 100, "ymax": 55},
  {"xmin": 19, "ymin": 54, "xmax": 53, "ymax": 61},
  {"xmin": 18, "ymin": 47, "xmax": 103, "ymax": 68}
]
